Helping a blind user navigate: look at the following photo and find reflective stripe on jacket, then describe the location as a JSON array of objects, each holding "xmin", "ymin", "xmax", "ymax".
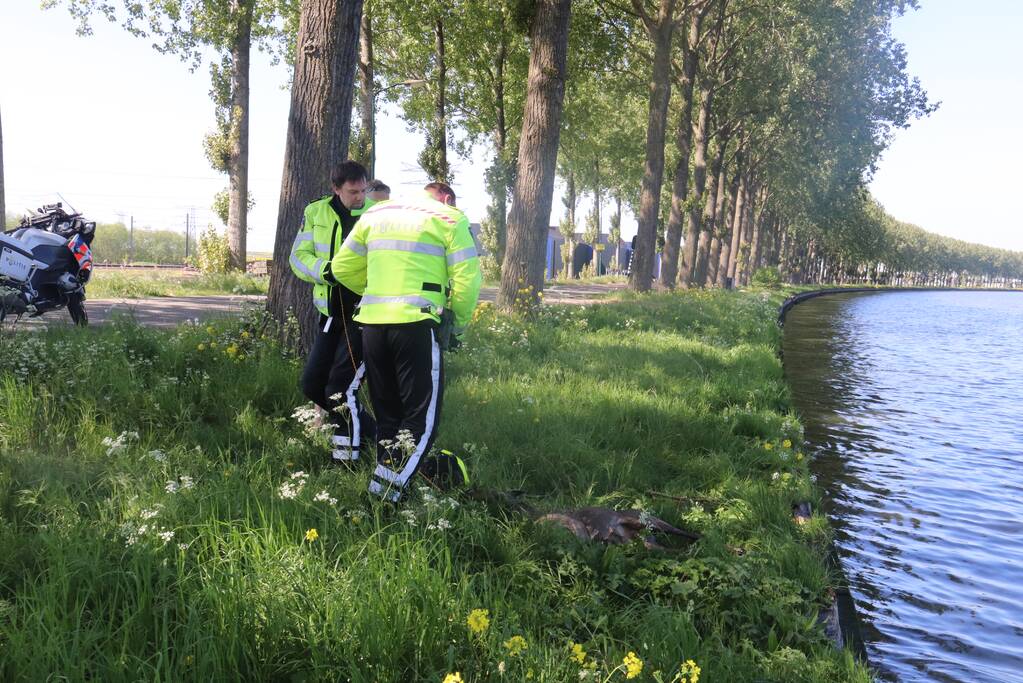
[
  {"xmin": 330, "ymin": 194, "xmax": 482, "ymax": 328},
  {"xmin": 289, "ymin": 194, "xmax": 375, "ymax": 317}
]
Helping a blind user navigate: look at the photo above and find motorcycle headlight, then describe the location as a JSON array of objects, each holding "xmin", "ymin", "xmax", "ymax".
[{"xmin": 83, "ymin": 222, "xmax": 96, "ymax": 234}]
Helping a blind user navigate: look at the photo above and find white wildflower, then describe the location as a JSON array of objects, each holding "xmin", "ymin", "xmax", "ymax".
[
  {"xmin": 399, "ymin": 509, "xmax": 418, "ymax": 526},
  {"xmin": 158, "ymin": 530, "xmax": 175, "ymax": 544},
  {"xmin": 148, "ymin": 449, "xmax": 167, "ymax": 462},
  {"xmin": 772, "ymin": 472, "xmax": 780, "ymax": 481},
  {"xmin": 427, "ymin": 518, "xmax": 452, "ymax": 531},
  {"xmin": 140, "ymin": 507, "xmax": 160, "ymax": 520},
  {"xmin": 314, "ymin": 490, "xmax": 338, "ymax": 505},
  {"xmin": 165, "ymin": 480, "xmax": 180, "ymax": 494},
  {"xmin": 178, "ymin": 475, "xmax": 194, "ymax": 490}
]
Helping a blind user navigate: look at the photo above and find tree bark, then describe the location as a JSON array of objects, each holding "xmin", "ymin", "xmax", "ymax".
[
  {"xmin": 0, "ymin": 106, "xmax": 5, "ymax": 228},
  {"xmin": 726, "ymin": 172, "xmax": 747, "ymax": 281},
  {"xmin": 717, "ymin": 166, "xmax": 741, "ymax": 286},
  {"xmin": 492, "ymin": 19, "xmax": 509, "ymax": 262},
  {"xmin": 358, "ymin": 2, "xmax": 375, "ymax": 177},
  {"xmin": 692, "ymin": 138, "xmax": 725, "ymax": 287},
  {"xmin": 706, "ymin": 163, "xmax": 728, "ymax": 286},
  {"xmin": 498, "ymin": 0, "xmax": 572, "ymax": 308},
  {"xmin": 629, "ymin": 0, "xmax": 678, "ymax": 292},
  {"xmin": 679, "ymin": 82, "xmax": 712, "ymax": 287},
  {"xmin": 434, "ymin": 18, "xmax": 449, "ymax": 181},
  {"xmin": 227, "ymin": 0, "xmax": 253, "ymax": 270},
  {"xmin": 659, "ymin": 13, "xmax": 700, "ymax": 288},
  {"xmin": 268, "ymin": 0, "xmax": 364, "ymax": 351}
]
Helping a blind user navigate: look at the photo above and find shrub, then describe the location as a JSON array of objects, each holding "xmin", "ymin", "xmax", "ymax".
[
  {"xmin": 752, "ymin": 266, "xmax": 782, "ymax": 288},
  {"xmin": 193, "ymin": 228, "xmax": 231, "ymax": 274}
]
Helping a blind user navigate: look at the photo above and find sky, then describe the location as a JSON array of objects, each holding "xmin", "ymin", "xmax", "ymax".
[{"xmin": 1, "ymin": 1, "xmax": 1021, "ymax": 254}]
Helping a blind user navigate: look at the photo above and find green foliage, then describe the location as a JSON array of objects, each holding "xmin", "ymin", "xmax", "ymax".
[
  {"xmin": 211, "ymin": 188, "xmax": 256, "ymax": 227},
  {"xmin": 192, "ymin": 227, "xmax": 231, "ymax": 275},
  {"xmin": 91, "ymin": 222, "xmax": 186, "ymax": 264},
  {"xmin": 0, "ymin": 292, "xmax": 868, "ymax": 681},
  {"xmin": 752, "ymin": 266, "xmax": 782, "ymax": 289}
]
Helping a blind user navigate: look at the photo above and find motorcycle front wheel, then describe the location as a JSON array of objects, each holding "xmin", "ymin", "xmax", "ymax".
[{"xmin": 68, "ymin": 297, "xmax": 88, "ymax": 326}]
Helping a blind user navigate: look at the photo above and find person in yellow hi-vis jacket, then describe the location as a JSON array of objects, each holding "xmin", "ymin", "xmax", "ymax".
[
  {"xmin": 330, "ymin": 182, "xmax": 482, "ymax": 501},
  {"xmin": 289, "ymin": 161, "xmax": 376, "ymax": 465}
]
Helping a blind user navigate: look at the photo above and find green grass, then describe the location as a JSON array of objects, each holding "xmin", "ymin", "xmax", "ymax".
[
  {"xmin": 0, "ymin": 291, "xmax": 869, "ymax": 682},
  {"xmin": 87, "ymin": 268, "xmax": 269, "ymax": 299}
]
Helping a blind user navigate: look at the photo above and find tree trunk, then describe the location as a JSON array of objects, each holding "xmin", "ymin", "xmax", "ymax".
[
  {"xmin": 717, "ymin": 166, "xmax": 741, "ymax": 286},
  {"xmin": 0, "ymin": 106, "xmax": 5, "ymax": 228},
  {"xmin": 679, "ymin": 83, "xmax": 712, "ymax": 287},
  {"xmin": 707, "ymin": 163, "xmax": 728, "ymax": 286},
  {"xmin": 727, "ymin": 172, "xmax": 747, "ymax": 281},
  {"xmin": 498, "ymin": 0, "xmax": 572, "ymax": 308},
  {"xmin": 227, "ymin": 0, "xmax": 253, "ymax": 270},
  {"xmin": 268, "ymin": 0, "xmax": 364, "ymax": 351},
  {"xmin": 629, "ymin": 0, "xmax": 677, "ymax": 292},
  {"xmin": 358, "ymin": 2, "xmax": 375, "ymax": 176},
  {"xmin": 659, "ymin": 14, "xmax": 699, "ymax": 288},
  {"xmin": 492, "ymin": 21, "xmax": 509, "ymax": 262},
  {"xmin": 434, "ymin": 18, "xmax": 449, "ymax": 182},
  {"xmin": 693, "ymin": 139, "xmax": 725, "ymax": 287}
]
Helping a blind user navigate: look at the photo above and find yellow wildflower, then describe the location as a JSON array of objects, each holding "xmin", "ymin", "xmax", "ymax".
[
  {"xmin": 226, "ymin": 344, "xmax": 239, "ymax": 356},
  {"xmin": 197, "ymin": 343, "xmax": 206, "ymax": 351},
  {"xmin": 305, "ymin": 528, "xmax": 319, "ymax": 542},
  {"xmin": 442, "ymin": 674, "xmax": 463, "ymax": 683},
  {"xmin": 503, "ymin": 635, "xmax": 528, "ymax": 657},
  {"xmin": 623, "ymin": 651, "xmax": 643, "ymax": 679},
  {"xmin": 764, "ymin": 441, "xmax": 774, "ymax": 451},
  {"xmin": 676, "ymin": 659, "xmax": 701, "ymax": 683},
  {"xmin": 466, "ymin": 608, "xmax": 490, "ymax": 635},
  {"xmin": 782, "ymin": 439, "xmax": 792, "ymax": 449},
  {"xmin": 569, "ymin": 641, "xmax": 587, "ymax": 664},
  {"xmin": 241, "ymin": 330, "xmax": 251, "ymax": 339},
  {"xmin": 796, "ymin": 452, "xmax": 804, "ymax": 461},
  {"xmin": 206, "ymin": 326, "xmax": 215, "ymax": 334}
]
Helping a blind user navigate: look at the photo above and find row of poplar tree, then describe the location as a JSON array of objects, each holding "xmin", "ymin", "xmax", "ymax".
[{"xmin": 47, "ymin": 0, "xmax": 1021, "ymax": 347}]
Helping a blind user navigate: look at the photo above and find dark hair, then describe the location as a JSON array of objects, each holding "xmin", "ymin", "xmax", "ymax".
[
  {"xmin": 331, "ymin": 161, "xmax": 368, "ymax": 188},
  {"xmin": 424, "ymin": 181, "xmax": 456, "ymax": 205},
  {"xmin": 367, "ymin": 179, "xmax": 391, "ymax": 193}
]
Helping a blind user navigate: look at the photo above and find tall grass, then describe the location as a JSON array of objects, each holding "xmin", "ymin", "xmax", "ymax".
[
  {"xmin": 0, "ymin": 291, "xmax": 869, "ymax": 681},
  {"xmin": 86, "ymin": 269, "xmax": 268, "ymax": 299}
]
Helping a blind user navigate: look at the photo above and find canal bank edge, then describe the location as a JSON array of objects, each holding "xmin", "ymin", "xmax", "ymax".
[{"xmin": 777, "ymin": 287, "xmax": 872, "ymax": 665}]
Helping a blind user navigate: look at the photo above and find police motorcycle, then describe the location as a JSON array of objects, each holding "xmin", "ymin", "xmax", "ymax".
[{"xmin": 0, "ymin": 203, "xmax": 95, "ymax": 325}]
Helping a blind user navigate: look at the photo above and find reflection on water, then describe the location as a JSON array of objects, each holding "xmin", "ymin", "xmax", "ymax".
[{"xmin": 783, "ymin": 291, "xmax": 1023, "ymax": 683}]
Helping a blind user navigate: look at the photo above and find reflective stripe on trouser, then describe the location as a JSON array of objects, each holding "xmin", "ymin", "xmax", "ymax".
[
  {"xmin": 364, "ymin": 324, "xmax": 442, "ymax": 502},
  {"xmin": 300, "ymin": 319, "xmax": 376, "ymax": 462},
  {"xmin": 331, "ymin": 362, "xmax": 367, "ymax": 461}
]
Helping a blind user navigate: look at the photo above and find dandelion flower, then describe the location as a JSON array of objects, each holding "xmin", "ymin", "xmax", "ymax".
[
  {"xmin": 305, "ymin": 528, "xmax": 319, "ymax": 542},
  {"xmin": 782, "ymin": 439, "xmax": 793, "ymax": 449},
  {"xmin": 569, "ymin": 641, "xmax": 587, "ymax": 664},
  {"xmin": 764, "ymin": 441, "xmax": 774, "ymax": 451},
  {"xmin": 442, "ymin": 674, "xmax": 463, "ymax": 683},
  {"xmin": 503, "ymin": 635, "xmax": 528, "ymax": 657},
  {"xmin": 197, "ymin": 343, "xmax": 206, "ymax": 351},
  {"xmin": 623, "ymin": 651, "xmax": 643, "ymax": 679},
  {"xmin": 466, "ymin": 608, "xmax": 490, "ymax": 635}
]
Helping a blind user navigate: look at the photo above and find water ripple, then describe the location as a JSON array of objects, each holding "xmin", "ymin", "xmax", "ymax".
[{"xmin": 784, "ymin": 291, "xmax": 1023, "ymax": 683}]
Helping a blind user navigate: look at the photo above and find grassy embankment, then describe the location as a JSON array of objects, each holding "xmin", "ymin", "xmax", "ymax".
[
  {"xmin": 87, "ymin": 267, "xmax": 268, "ymax": 298},
  {"xmin": 0, "ymin": 290, "xmax": 869, "ymax": 681}
]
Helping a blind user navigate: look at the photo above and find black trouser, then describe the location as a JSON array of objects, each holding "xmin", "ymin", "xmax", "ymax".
[
  {"xmin": 362, "ymin": 320, "xmax": 444, "ymax": 501},
  {"xmin": 300, "ymin": 315, "xmax": 375, "ymax": 461}
]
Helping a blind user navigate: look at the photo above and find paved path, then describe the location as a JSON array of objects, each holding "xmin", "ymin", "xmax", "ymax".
[{"xmin": 5, "ymin": 283, "xmax": 627, "ymax": 329}]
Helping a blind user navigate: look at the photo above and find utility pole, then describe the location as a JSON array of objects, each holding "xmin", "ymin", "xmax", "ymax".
[
  {"xmin": 185, "ymin": 212, "xmax": 190, "ymax": 260},
  {"xmin": 129, "ymin": 215, "xmax": 134, "ymax": 263}
]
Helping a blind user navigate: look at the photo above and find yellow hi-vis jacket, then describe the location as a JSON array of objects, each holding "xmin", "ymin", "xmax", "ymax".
[
  {"xmin": 330, "ymin": 193, "xmax": 482, "ymax": 330},
  {"xmin": 289, "ymin": 194, "xmax": 375, "ymax": 317}
]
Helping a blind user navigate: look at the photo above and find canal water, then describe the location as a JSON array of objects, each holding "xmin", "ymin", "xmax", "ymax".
[{"xmin": 782, "ymin": 291, "xmax": 1023, "ymax": 683}]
